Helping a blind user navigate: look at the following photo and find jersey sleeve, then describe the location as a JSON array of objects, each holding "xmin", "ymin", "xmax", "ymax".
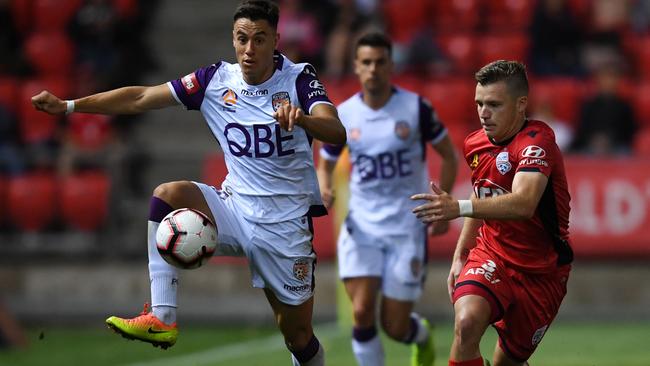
[
  {"xmin": 295, "ymin": 64, "xmax": 333, "ymax": 114},
  {"xmin": 515, "ymin": 128, "xmax": 558, "ymax": 177},
  {"xmin": 167, "ymin": 62, "xmax": 221, "ymax": 110},
  {"xmin": 418, "ymin": 97, "xmax": 447, "ymax": 145}
]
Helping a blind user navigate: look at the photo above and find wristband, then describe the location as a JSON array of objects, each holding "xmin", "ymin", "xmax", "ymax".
[
  {"xmin": 65, "ymin": 100, "xmax": 75, "ymax": 115},
  {"xmin": 458, "ymin": 200, "xmax": 473, "ymax": 217}
]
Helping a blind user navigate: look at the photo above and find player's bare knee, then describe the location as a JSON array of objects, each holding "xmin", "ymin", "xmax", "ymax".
[
  {"xmin": 153, "ymin": 181, "xmax": 194, "ymax": 206},
  {"xmin": 282, "ymin": 328, "xmax": 312, "ymax": 352},
  {"xmin": 352, "ymin": 305, "xmax": 375, "ymax": 327},
  {"xmin": 380, "ymin": 317, "xmax": 409, "ymax": 340},
  {"xmin": 454, "ymin": 311, "xmax": 484, "ymax": 345}
]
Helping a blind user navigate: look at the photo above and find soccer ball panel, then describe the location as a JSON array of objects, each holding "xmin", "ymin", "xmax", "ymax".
[{"xmin": 156, "ymin": 208, "xmax": 218, "ymax": 269}]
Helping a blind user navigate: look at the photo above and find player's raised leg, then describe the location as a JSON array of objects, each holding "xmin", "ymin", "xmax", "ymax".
[
  {"xmin": 379, "ymin": 297, "xmax": 434, "ymax": 366},
  {"xmin": 106, "ymin": 180, "xmax": 214, "ymax": 348},
  {"xmin": 344, "ymin": 277, "xmax": 385, "ymax": 366},
  {"xmin": 264, "ymin": 289, "xmax": 324, "ymax": 366}
]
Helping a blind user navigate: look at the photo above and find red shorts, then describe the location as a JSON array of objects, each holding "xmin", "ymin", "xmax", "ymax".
[{"xmin": 452, "ymin": 247, "xmax": 570, "ymax": 362}]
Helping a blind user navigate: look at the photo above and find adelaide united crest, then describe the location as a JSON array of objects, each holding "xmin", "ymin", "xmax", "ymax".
[{"xmin": 495, "ymin": 151, "xmax": 511, "ymax": 175}]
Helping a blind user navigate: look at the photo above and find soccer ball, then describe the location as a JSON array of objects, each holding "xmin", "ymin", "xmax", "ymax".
[{"xmin": 156, "ymin": 208, "xmax": 218, "ymax": 269}]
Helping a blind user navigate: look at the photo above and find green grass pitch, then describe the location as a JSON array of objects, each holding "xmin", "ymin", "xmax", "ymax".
[{"xmin": 1, "ymin": 321, "xmax": 648, "ymax": 365}]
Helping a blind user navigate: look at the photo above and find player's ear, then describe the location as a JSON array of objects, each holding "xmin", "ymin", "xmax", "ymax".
[
  {"xmin": 517, "ymin": 95, "xmax": 528, "ymax": 114},
  {"xmin": 275, "ymin": 31, "xmax": 280, "ymax": 48},
  {"xmin": 232, "ymin": 30, "xmax": 237, "ymax": 48}
]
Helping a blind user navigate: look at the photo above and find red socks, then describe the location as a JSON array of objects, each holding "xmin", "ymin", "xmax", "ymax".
[{"xmin": 449, "ymin": 357, "xmax": 485, "ymax": 366}]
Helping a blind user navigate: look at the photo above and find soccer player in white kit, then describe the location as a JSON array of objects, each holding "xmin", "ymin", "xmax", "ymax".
[
  {"xmin": 30, "ymin": 1, "xmax": 345, "ymax": 365},
  {"xmin": 318, "ymin": 32, "xmax": 458, "ymax": 366}
]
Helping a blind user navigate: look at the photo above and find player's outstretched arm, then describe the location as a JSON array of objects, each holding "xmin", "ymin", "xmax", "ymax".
[
  {"xmin": 411, "ymin": 171, "xmax": 548, "ymax": 222},
  {"xmin": 31, "ymin": 84, "xmax": 177, "ymax": 116}
]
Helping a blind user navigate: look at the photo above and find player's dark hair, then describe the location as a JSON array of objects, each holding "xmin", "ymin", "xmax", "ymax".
[
  {"xmin": 475, "ymin": 60, "xmax": 529, "ymax": 97},
  {"xmin": 233, "ymin": 0, "xmax": 279, "ymax": 29},
  {"xmin": 355, "ymin": 32, "xmax": 392, "ymax": 57}
]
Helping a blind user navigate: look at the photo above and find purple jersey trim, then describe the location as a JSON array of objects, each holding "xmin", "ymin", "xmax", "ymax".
[
  {"xmin": 170, "ymin": 62, "xmax": 221, "ymax": 110},
  {"xmin": 296, "ymin": 64, "xmax": 332, "ymax": 115},
  {"xmin": 418, "ymin": 96, "xmax": 447, "ymax": 160}
]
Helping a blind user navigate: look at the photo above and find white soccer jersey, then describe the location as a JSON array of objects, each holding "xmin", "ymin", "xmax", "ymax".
[
  {"xmin": 320, "ymin": 87, "xmax": 448, "ymax": 236},
  {"xmin": 168, "ymin": 52, "xmax": 331, "ymax": 223}
]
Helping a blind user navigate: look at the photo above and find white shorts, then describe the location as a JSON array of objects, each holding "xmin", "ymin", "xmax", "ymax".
[
  {"xmin": 194, "ymin": 182, "xmax": 316, "ymax": 306},
  {"xmin": 337, "ymin": 219, "xmax": 427, "ymax": 301}
]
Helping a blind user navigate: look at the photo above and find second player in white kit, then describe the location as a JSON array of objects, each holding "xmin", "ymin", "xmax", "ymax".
[{"xmin": 318, "ymin": 32, "xmax": 458, "ymax": 366}]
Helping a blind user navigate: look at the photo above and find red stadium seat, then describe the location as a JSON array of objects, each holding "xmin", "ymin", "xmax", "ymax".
[
  {"xmin": 382, "ymin": 0, "xmax": 432, "ymax": 43},
  {"xmin": 634, "ymin": 36, "xmax": 650, "ymax": 81},
  {"xmin": 202, "ymin": 152, "xmax": 228, "ymax": 187},
  {"xmin": 322, "ymin": 77, "xmax": 359, "ymax": 106},
  {"xmin": 445, "ymin": 119, "xmax": 475, "ymax": 152},
  {"xmin": 66, "ymin": 113, "xmax": 114, "ymax": 151},
  {"xmin": 437, "ymin": 34, "xmax": 479, "ymax": 75},
  {"xmin": 393, "ymin": 74, "xmax": 424, "ymax": 94},
  {"xmin": 477, "ymin": 34, "xmax": 529, "ymax": 67},
  {"xmin": 7, "ymin": 173, "xmax": 58, "ymax": 231},
  {"xmin": 633, "ymin": 83, "xmax": 650, "ymax": 128},
  {"xmin": 24, "ymin": 31, "xmax": 75, "ymax": 76},
  {"xmin": 0, "ymin": 77, "xmax": 18, "ymax": 114},
  {"xmin": 0, "ymin": 176, "xmax": 6, "ymax": 226},
  {"xmin": 634, "ymin": 128, "xmax": 650, "ymax": 156},
  {"xmin": 433, "ymin": 0, "xmax": 481, "ymax": 33},
  {"xmin": 485, "ymin": 0, "xmax": 535, "ymax": 32},
  {"xmin": 10, "ymin": 0, "xmax": 32, "ymax": 34},
  {"xmin": 19, "ymin": 78, "xmax": 71, "ymax": 143},
  {"xmin": 112, "ymin": 0, "xmax": 138, "ymax": 19},
  {"xmin": 60, "ymin": 171, "xmax": 110, "ymax": 231},
  {"xmin": 33, "ymin": 0, "xmax": 82, "ymax": 31},
  {"xmin": 420, "ymin": 79, "xmax": 475, "ymax": 127},
  {"xmin": 529, "ymin": 78, "xmax": 584, "ymax": 127}
]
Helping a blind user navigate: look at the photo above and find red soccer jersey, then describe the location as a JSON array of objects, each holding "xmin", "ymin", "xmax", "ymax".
[{"xmin": 464, "ymin": 119, "xmax": 573, "ymax": 274}]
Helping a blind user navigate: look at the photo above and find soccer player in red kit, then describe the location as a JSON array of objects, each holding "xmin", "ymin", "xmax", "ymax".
[{"xmin": 411, "ymin": 60, "xmax": 573, "ymax": 366}]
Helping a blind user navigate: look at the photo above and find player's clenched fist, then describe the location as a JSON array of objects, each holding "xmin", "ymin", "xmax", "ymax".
[
  {"xmin": 31, "ymin": 90, "xmax": 66, "ymax": 115},
  {"xmin": 274, "ymin": 103, "xmax": 304, "ymax": 132}
]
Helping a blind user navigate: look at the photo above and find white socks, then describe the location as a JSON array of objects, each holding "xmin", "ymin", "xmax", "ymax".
[
  {"xmin": 352, "ymin": 334, "xmax": 385, "ymax": 366},
  {"xmin": 147, "ymin": 220, "xmax": 178, "ymax": 324},
  {"xmin": 408, "ymin": 313, "xmax": 430, "ymax": 345}
]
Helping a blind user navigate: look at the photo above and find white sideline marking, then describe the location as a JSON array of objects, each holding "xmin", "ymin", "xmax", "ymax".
[{"xmin": 125, "ymin": 323, "xmax": 342, "ymax": 366}]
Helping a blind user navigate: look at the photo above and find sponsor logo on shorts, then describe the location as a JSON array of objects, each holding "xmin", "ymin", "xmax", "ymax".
[
  {"xmin": 531, "ymin": 325, "xmax": 548, "ymax": 346},
  {"xmin": 283, "ymin": 283, "xmax": 311, "ymax": 292},
  {"xmin": 293, "ymin": 258, "xmax": 310, "ymax": 282},
  {"xmin": 465, "ymin": 259, "xmax": 501, "ymax": 284}
]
